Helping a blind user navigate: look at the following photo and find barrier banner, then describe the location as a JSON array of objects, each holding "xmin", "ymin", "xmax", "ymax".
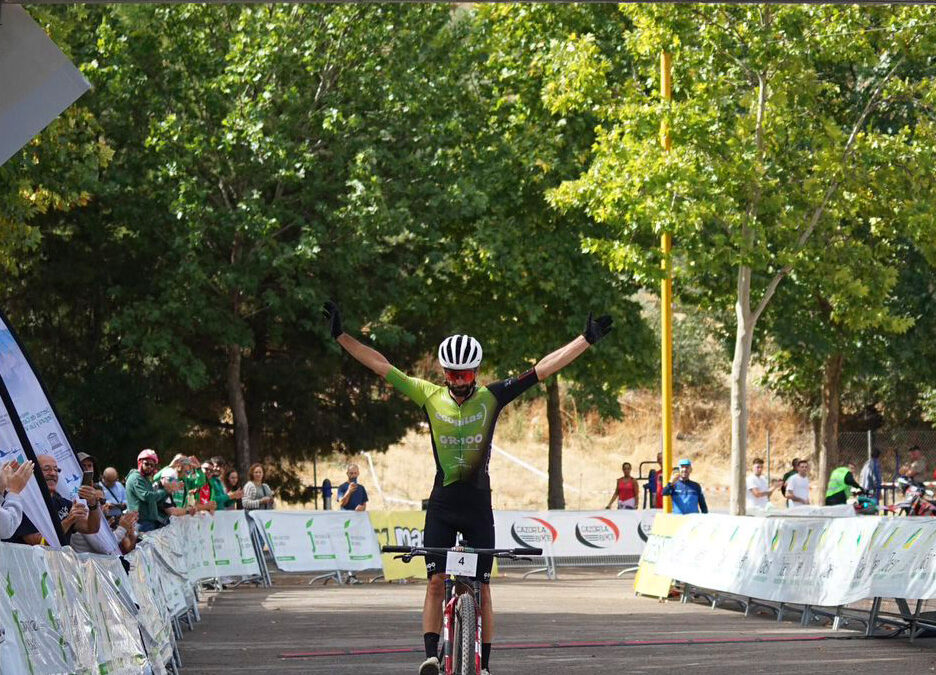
[
  {"xmin": 249, "ymin": 510, "xmax": 381, "ymax": 572},
  {"xmin": 0, "ymin": 543, "xmax": 74, "ymax": 673},
  {"xmin": 633, "ymin": 513, "xmax": 687, "ymax": 598},
  {"xmin": 209, "ymin": 510, "xmax": 262, "ymax": 578},
  {"xmin": 126, "ymin": 546, "xmax": 174, "ymax": 672},
  {"xmin": 494, "ymin": 509, "xmax": 655, "ymax": 557},
  {"xmin": 653, "ymin": 514, "xmax": 936, "ymax": 605},
  {"xmin": 370, "ymin": 510, "xmax": 427, "ymax": 580}
]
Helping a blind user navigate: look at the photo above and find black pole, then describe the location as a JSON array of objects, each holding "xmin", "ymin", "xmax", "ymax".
[
  {"xmin": 312, "ymin": 450, "xmax": 318, "ymax": 510},
  {"xmin": 0, "ymin": 375, "xmax": 67, "ymax": 545}
]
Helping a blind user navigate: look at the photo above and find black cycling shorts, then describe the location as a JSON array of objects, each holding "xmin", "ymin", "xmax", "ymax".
[{"xmin": 423, "ymin": 485, "xmax": 494, "ymax": 583}]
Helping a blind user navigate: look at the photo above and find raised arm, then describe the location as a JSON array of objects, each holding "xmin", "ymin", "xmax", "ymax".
[
  {"xmin": 533, "ymin": 313, "xmax": 612, "ymax": 381},
  {"xmin": 323, "ymin": 301, "xmax": 393, "ymax": 378}
]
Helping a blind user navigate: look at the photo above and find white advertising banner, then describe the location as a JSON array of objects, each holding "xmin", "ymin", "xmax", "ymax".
[
  {"xmin": 654, "ymin": 514, "xmax": 936, "ymax": 605},
  {"xmin": 210, "ymin": 510, "xmax": 261, "ymax": 578},
  {"xmin": 249, "ymin": 510, "xmax": 381, "ymax": 572},
  {"xmin": 494, "ymin": 509, "xmax": 655, "ymax": 557}
]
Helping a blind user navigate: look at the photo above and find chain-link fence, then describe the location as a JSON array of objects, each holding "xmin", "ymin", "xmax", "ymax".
[{"xmin": 838, "ymin": 430, "xmax": 936, "ymax": 480}]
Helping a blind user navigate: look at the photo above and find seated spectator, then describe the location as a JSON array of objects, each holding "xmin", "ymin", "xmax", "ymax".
[
  {"xmin": 71, "ymin": 510, "xmax": 139, "ymax": 555},
  {"xmin": 6, "ymin": 454, "xmax": 101, "ymax": 545},
  {"xmin": 126, "ymin": 449, "xmax": 181, "ymax": 532},
  {"xmin": 99, "ymin": 466, "xmax": 127, "ymax": 519},
  {"xmin": 0, "ymin": 460, "xmax": 34, "ymax": 538},
  {"xmin": 242, "ymin": 463, "xmax": 274, "ymax": 512},
  {"xmin": 223, "ymin": 467, "xmax": 243, "ymax": 509}
]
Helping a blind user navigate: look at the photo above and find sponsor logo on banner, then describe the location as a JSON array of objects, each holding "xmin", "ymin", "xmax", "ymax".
[
  {"xmin": 573, "ymin": 516, "xmax": 620, "ymax": 549},
  {"xmin": 394, "ymin": 526, "xmax": 423, "ymax": 548},
  {"xmin": 304, "ymin": 518, "xmax": 335, "ymax": 560},
  {"xmin": 510, "ymin": 517, "xmax": 557, "ymax": 548}
]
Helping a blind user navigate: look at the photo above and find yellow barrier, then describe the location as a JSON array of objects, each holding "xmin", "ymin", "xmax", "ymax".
[
  {"xmin": 633, "ymin": 513, "xmax": 687, "ymax": 598},
  {"xmin": 369, "ymin": 511, "xmax": 427, "ymax": 581}
]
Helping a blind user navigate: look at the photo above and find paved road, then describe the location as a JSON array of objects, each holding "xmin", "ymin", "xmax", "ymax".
[{"xmin": 179, "ymin": 574, "xmax": 936, "ymax": 673}]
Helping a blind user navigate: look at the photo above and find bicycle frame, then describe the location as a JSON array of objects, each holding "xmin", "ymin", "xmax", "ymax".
[{"xmin": 440, "ymin": 575, "xmax": 482, "ymax": 674}]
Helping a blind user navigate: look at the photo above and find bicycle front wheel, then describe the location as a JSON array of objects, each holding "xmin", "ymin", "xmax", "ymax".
[{"xmin": 452, "ymin": 594, "xmax": 477, "ymax": 675}]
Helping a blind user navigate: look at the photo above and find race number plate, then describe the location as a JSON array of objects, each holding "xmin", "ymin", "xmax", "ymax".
[{"xmin": 445, "ymin": 551, "xmax": 478, "ymax": 577}]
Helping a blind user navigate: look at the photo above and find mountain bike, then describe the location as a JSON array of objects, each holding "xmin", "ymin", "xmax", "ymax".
[{"xmin": 382, "ymin": 542, "xmax": 542, "ymax": 675}]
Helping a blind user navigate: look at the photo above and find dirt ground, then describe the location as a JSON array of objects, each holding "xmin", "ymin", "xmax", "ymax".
[{"xmin": 178, "ymin": 571, "xmax": 936, "ymax": 674}]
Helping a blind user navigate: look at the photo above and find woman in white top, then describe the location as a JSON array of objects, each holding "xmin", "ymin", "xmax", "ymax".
[{"xmin": 242, "ymin": 463, "xmax": 274, "ymax": 511}]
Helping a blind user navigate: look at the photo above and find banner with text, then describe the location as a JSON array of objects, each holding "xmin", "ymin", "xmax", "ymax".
[
  {"xmin": 494, "ymin": 509, "xmax": 655, "ymax": 557},
  {"xmin": 248, "ymin": 510, "xmax": 381, "ymax": 572},
  {"xmin": 370, "ymin": 510, "xmax": 427, "ymax": 580},
  {"xmin": 209, "ymin": 510, "xmax": 261, "ymax": 578},
  {"xmin": 654, "ymin": 514, "xmax": 936, "ymax": 605}
]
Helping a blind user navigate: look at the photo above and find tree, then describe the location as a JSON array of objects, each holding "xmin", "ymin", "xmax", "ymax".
[{"xmin": 545, "ymin": 5, "xmax": 936, "ymax": 512}]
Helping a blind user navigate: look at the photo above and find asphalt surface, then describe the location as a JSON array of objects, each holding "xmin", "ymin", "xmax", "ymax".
[{"xmin": 179, "ymin": 572, "xmax": 936, "ymax": 674}]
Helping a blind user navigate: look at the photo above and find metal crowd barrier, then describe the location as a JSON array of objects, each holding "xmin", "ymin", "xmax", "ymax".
[
  {"xmin": 496, "ymin": 553, "xmax": 642, "ymax": 580},
  {"xmin": 679, "ymin": 582, "xmax": 936, "ymax": 642}
]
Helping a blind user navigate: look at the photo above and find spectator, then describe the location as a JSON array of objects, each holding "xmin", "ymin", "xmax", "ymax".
[
  {"xmin": 6, "ymin": 454, "xmax": 101, "ymax": 545},
  {"xmin": 825, "ymin": 462, "xmax": 863, "ymax": 506},
  {"xmin": 242, "ymin": 463, "xmax": 274, "ymax": 512},
  {"xmin": 907, "ymin": 445, "xmax": 927, "ymax": 482},
  {"xmin": 72, "ymin": 510, "xmax": 139, "ymax": 555},
  {"xmin": 337, "ymin": 464, "xmax": 368, "ymax": 512},
  {"xmin": 606, "ymin": 462, "xmax": 639, "ymax": 510},
  {"xmin": 859, "ymin": 448, "xmax": 883, "ymax": 500},
  {"xmin": 785, "ymin": 459, "xmax": 811, "ymax": 507},
  {"xmin": 207, "ymin": 457, "xmax": 241, "ymax": 510},
  {"xmin": 99, "ymin": 466, "xmax": 127, "ymax": 519},
  {"xmin": 662, "ymin": 459, "xmax": 708, "ymax": 515},
  {"xmin": 644, "ymin": 452, "xmax": 663, "ymax": 509},
  {"xmin": 126, "ymin": 449, "xmax": 181, "ymax": 532},
  {"xmin": 780, "ymin": 457, "xmax": 801, "ymax": 499},
  {"xmin": 0, "ymin": 460, "xmax": 34, "ymax": 538},
  {"xmin": 746, "ymin": 457, "xmax": 780, "ymax": 511},
  {"xmin": 223, "ymin": 467, "xmax": 243, "ymax": 509},
  {"xmin": 77, "ymin": 452, "xmax": 108, "ymax": 514}
]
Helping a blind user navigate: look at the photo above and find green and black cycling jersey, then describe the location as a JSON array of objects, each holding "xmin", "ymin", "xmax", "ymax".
[{"xmin": 385, "ymin": 366, "xmax": 539, "ymax": 492}]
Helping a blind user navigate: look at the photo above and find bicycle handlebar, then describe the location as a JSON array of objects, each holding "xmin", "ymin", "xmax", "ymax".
[{"xmin": 381, "ymin": 545, "xmax": 543, "ymax": 557}]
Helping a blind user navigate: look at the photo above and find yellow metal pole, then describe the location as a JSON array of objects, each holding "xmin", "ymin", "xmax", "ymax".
[{"xmin": 660, "ymin": 51, "xmax": 674, "ymax": 514}]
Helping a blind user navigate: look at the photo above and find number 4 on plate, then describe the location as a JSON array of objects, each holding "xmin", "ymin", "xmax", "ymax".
[{"xmin": 445, "ymin": 551, "xmax": 478, "ymax": 577}]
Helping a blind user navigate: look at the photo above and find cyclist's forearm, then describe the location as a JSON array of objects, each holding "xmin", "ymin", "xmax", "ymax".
[
  {"xmin": 534, "ymin": 336, "xmax": 589, "ymax": 381},
  {"xmin": 337, "ymin": 333, "xmax": 392, "ymax": 377}
]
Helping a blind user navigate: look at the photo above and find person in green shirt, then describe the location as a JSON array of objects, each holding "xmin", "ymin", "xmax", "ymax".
[
  {"xmin": 207, "ymin": 456, "xmax": 242, "ymax": 510},
  {"xmin": 825, "ymin": 462, "xmax": 863, "ymax": 506},
  {"xmin": 126, "ymin": 449, "xmax": 182, "ymax": 532},
  {"xmin": 323, "ymin": 300, "xmax": 612, "ymax": 675}
]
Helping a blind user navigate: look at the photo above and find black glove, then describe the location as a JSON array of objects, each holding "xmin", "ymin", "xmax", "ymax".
[
  {"xmin": 582, "ymin": 312, "xmax": 612, "ymax": 345},
  {"xmin": 322, "ymin": 301, "xmax": 343, "ymax": 339}
]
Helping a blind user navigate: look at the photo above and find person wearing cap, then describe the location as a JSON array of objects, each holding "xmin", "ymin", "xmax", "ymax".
[
  {"xmin": 126, "ymin": 449, "xmax": 182, "ymax": 532},
  {"xmin": 662, "ymin": 459, "xmax": 708, "ymax": 515}
]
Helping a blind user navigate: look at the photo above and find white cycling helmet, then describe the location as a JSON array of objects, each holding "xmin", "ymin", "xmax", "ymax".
[{"xmin": 438, "ymin": 335, "xmax": 483, "ymax": 370}]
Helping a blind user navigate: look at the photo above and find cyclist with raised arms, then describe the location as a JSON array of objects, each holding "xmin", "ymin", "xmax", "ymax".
[{"xmin": 323, "ymin": 301, "xmax": 612, "ymax": 675}]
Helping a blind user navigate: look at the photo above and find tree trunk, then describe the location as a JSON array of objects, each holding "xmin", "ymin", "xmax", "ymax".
[
  {"xmin": 818, "ymin": 352, "xmax": 843, "ymax": 502},
  {"xmin": 811, "ymin": 414, "xmax": 822, "ymax": 469},
  {"xmin": 226, "ymin": 344, "xmax": 251, "ymax": 478},
  {"xmin": 729, "ymin": 265, "xmax": 755, "ymax": 516},
  {"xmin": 546, "ymin": 376, "xmax": 565, "ymax": 510},
  {"xmin": 247, "ymin": 390, "xmax": 263, "ymax": 466}
]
